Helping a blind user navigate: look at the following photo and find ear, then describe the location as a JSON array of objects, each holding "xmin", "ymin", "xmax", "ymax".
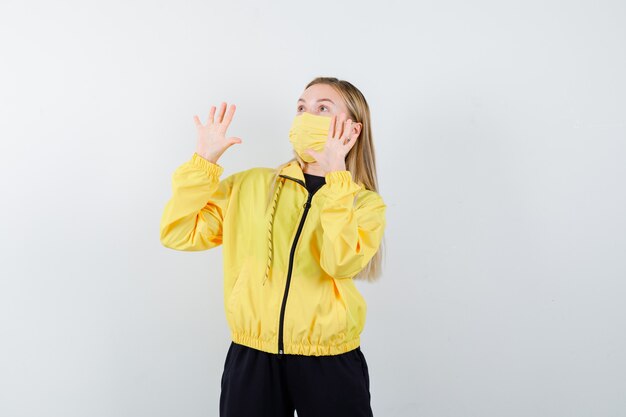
[{"xmin": 352, "ymin": 122, "xmax": 362, "ymax": 139}]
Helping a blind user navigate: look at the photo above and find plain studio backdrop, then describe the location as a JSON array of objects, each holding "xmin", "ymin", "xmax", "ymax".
[{"xmin": 1, "ymin": 0, "xmax": 625, "ymax": 416}]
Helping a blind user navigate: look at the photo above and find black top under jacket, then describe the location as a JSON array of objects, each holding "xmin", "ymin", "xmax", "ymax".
[{"xmin": 303, "ymin": 172, "xmax": 326, "ymax": 196}]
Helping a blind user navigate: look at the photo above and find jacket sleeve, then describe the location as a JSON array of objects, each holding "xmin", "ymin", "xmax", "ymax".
[
  {"xmin": 159, "ymin": 152, "xmax": 236, "ymax": 251},
  {"xmin": 318, "ymin": 170, "xmax": 386, "ymax": 279}
]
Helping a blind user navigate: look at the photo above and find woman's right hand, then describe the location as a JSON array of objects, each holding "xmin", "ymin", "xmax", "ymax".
[{"xmin": 193, "ymin": 102, "xmax": 242, "ymax": 164}]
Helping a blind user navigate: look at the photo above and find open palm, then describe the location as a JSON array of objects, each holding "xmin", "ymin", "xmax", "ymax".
[
  {"xmin": 304, "ymin": 113, "xmax": 359, "ymax": 174},
  {"xmin": 194, "ymin": 102, "xmax": 242, "ymax": 164}
]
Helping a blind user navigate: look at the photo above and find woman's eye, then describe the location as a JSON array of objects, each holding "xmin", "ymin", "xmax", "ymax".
[{"xmin": 296, "ymin": 105, "xmax": 328, "ymax": 112}]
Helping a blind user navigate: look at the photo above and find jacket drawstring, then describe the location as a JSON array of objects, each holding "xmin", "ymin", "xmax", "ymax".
[{"xmin": 263, "ymin": 177, "xmax": 285, "ymax": 286}]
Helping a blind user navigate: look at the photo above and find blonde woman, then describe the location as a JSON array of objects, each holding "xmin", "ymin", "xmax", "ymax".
[{"xmin": 160, "ymin": 77, "xmax": 387, "ymax": 417}]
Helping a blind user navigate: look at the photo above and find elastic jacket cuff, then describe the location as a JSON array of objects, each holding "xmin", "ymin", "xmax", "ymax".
[
  {"xmin": 323, "ymin": 170, "xmax": 362, "ymax": 198},
  {"xmin": 191, "ymin": 152, "xmax": 224, "ymax": 179}
]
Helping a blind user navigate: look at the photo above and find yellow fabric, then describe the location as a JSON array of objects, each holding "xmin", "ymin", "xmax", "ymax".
[
  {"xmin": 160, "ymin": 152, "xmax": 387, "ymax": 356},
  {"xmin": 288, "ymin": 112, "xmax": 332, "ymax": 163}
]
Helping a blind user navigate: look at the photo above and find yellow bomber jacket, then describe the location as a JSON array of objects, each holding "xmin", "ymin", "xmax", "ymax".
[{"xmin": 160, "ymin": 152, "xmax": 386, "ymax": 356}]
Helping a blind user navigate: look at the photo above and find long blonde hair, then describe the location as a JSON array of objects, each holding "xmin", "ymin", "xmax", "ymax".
[{"xmin": 265, "ymin": 77, "xmax": 386, "ymax": 283}]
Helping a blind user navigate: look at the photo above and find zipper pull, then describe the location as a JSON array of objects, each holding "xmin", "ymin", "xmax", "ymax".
[{"xmin": 303, "ymin": 194, "xmax": 312, "ymax": 209}]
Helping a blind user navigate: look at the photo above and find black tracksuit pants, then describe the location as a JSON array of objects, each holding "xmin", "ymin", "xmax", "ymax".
[{"xmin": 220, "ymin": 341, "xmax": 374, "ymax": 417}]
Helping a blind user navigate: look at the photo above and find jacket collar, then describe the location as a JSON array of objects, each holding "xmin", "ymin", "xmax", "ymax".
[{"xmin": 278, "ymin": 160, "xmax": 306, "ymax": 186}]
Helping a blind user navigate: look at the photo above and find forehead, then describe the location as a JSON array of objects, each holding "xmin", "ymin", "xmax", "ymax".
[{"xmin": 298, "ymin": 84, "xmax": 342, "ymax": 103}]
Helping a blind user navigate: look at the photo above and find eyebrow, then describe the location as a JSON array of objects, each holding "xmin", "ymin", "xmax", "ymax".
[{"xmin": 297, "ymin": 98, "xmax": 335, "ymax": 104}]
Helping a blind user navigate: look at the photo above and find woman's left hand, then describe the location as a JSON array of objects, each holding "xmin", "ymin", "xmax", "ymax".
[{"xmin": 304, "ymin": 113, "xmax": 359, "ymax": 175}]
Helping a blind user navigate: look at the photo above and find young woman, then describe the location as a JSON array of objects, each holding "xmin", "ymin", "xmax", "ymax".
[{"xmin": 160, "ymin": 77, "xmax": 387, "ymax": 417}]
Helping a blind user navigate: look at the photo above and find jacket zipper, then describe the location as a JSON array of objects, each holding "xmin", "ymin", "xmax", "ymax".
[{"xmin": 277, "ymin": 174, "xmax": 312, "ymax": 358}]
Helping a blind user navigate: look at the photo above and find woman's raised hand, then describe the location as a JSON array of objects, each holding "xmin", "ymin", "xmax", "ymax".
[
  {"xmin": 193, "ymin": 102, "xmax": 242, "ymax": 164},
  {"xmin": 303, "ymin": 112, "xmax": 360, "ymax": 175}
]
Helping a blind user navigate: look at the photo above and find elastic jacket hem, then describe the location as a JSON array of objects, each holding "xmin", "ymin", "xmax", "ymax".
[{"xmin": 231, "ymin": 331, "xmax": 361, "ymax": 356}]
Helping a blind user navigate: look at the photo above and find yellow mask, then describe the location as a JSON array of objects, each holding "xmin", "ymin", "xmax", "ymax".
[{"xmin": 288, "ymin": 112, "xmax": 332, "ymax": 163}]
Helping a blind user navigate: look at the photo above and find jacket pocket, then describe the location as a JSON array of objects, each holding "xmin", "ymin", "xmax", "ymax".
[
  {"xmin": 332, "ymin": 278, "xmax": 348, "ymax": 336},
  {"xmin": 227, "ymin": 260, "xmax": 251, "ymax": 317}
]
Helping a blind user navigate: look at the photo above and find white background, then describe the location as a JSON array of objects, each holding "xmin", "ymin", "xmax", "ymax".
[{"xmin": 1, "ymin": 0, "xmax": 625, "ymax": 416}]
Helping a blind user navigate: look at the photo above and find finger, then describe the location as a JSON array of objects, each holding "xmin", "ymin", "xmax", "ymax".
[
  {"xmin": 345, "ymin": 132, "xmax": 358, "ymax": 151},
  {"xmin": 328, "ymin": 114, "xmax": 336, "ymax": 138},
  {"xmin": 216, "ymin": 102, "xmax": 227, "ymax": 124},
  {"xmin": 343, "ymin": 119, "xmax": 353, "ymax": 142},
  {"xmin": 333, "ymin": 113, "xmax": 342, "ymax": 139},
  {"xmin": 228, "ymin": 136, "xmax": 243, "ymax": 144},
  {"xmin": 193, "ymin": 115, "xmax": 202, "ymax": 128},
  {"xmin": 220, "ymin": 104, "xmax": 236, "ymax": 132},
  {"xmin": 334, "ymin": 112, "xmax": 347, "ymax": 139},
  {"xmin": 207, "ymin": 106, "xmax": 216, "ymax": 124},
  {"xmin": 224, "ymin": 141, "xmax": 238, "ymax": 151}
]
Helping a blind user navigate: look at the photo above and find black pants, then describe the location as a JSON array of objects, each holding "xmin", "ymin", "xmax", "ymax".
[{"xmin": 220, "ymin": 341, "xmax": 373, "ymax": 417}]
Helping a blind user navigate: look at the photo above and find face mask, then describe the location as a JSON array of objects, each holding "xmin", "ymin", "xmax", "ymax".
[{"xmin": 288, "ymin": 112, "xmax": 332, "ymax": 163}]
